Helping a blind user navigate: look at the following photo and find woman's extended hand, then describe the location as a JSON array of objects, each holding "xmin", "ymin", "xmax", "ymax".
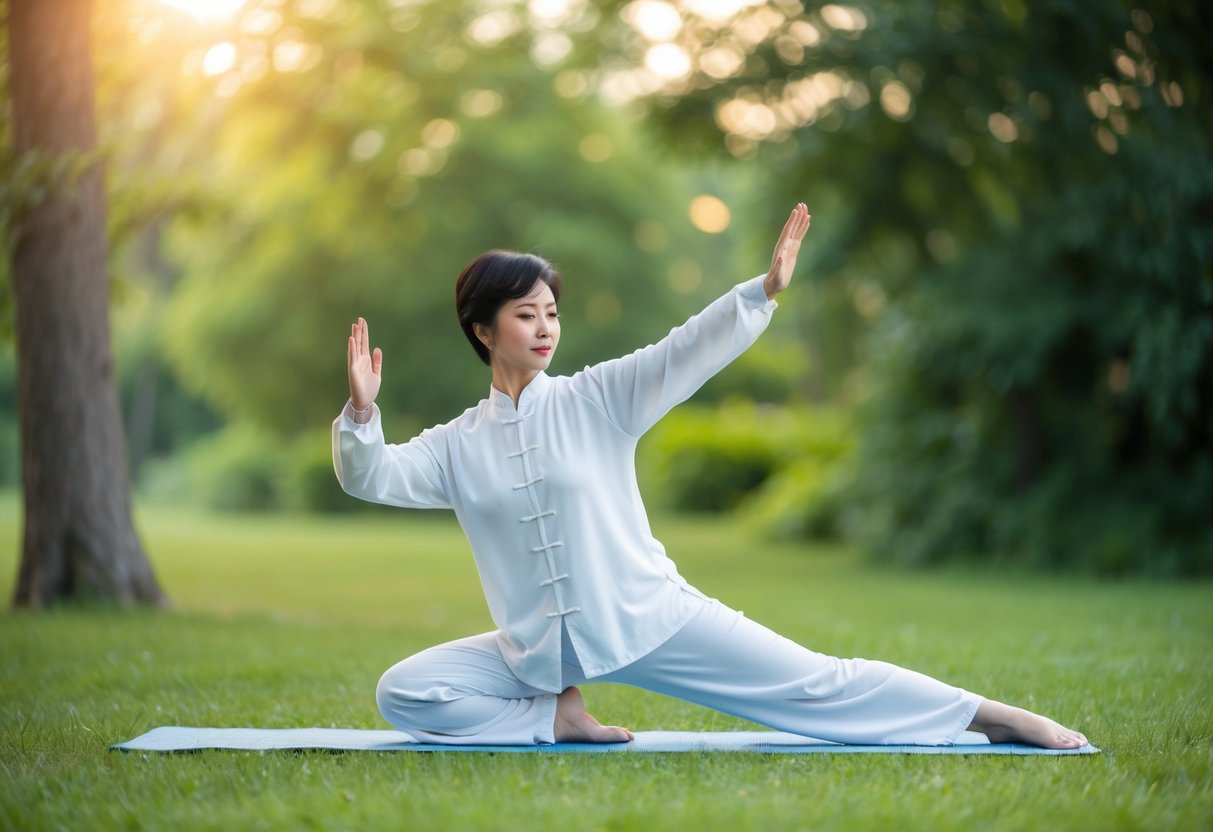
[
  {"xmin": 347, "ymin": 317, "xmax": 382, "ymax": 417},
  {"xmin": 763, "ymin": 203, "xmax": 811, "ymax": 300}
]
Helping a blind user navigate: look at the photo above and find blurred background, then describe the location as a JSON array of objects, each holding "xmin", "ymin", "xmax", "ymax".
[{"xmin": 2, "ymin": 0, "xmax": 1210, "ymax": 577}]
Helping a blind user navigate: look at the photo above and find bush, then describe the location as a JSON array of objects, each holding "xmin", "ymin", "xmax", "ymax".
[
  {"xmin": 641, "ymin": 405, "xmax": 780, "ymax": 513},
  {"xmin": 279, "ymin": 428, "xmax": 360, "ymax": 514},
  {"xmin": 180, "ymin": 425, "xmax": 282, "ymax": 512},
  {"xmin": 740, "ymin": 458, "xmax": 850, "ymax": 542},
  {"xmin": 639, "ymin": 402, "xmax": 856, "ymax": 539}
]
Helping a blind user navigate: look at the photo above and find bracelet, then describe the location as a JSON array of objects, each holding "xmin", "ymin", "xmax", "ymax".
[{"xmin": 350, "ymin": 401, "xmax": 373, "ymax": 415}]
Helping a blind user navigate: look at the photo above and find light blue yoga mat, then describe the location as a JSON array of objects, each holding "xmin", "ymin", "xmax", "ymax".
[{"xmin": 112, "ymin": 727, "xmax": 1098, "ymax": 756}]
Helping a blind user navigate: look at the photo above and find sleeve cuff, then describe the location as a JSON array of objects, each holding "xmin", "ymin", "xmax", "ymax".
[
  {"xmin": 341, "ymin": 399, "xmax": 379, "ymax": 427},
  {"xmin": 739, "ymin": 274, "xmax": 778, "ymax": 312}
]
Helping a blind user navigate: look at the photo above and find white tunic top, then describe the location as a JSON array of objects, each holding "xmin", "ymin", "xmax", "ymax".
[{"xmin": 333, "ymin": 275, "xmax": 777, "ymax": 691}]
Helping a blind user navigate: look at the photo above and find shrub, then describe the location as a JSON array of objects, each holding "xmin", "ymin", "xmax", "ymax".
[
  {"xmin": 280, "ymin": 428, "xmax": 360, "ymax": 513},
  {"xmin": 639, "ymin": 402, "xmax": 856, "ymax": 539},
  {"xmin": 180, "ymin": 425, "xmax": 282, "ymax": 511}
]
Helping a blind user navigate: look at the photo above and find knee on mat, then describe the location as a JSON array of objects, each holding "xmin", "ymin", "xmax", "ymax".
[{"xmin": 376, "ymin": 667, "xmax": 431, "ymax": 726}]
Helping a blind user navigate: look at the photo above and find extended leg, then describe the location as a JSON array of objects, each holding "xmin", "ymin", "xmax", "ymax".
[
  {"xmin": 601, "ymin": 598, "xmax": 1086, "ymax": 747},
  {"xmin": 600, "ymin": 598, "xmax": 982, "ymax": 745}
]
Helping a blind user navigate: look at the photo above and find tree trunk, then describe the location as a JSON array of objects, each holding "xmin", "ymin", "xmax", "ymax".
[{"xmin": 8, "ymin": 0, "xmax": 166, "ymax": 607}]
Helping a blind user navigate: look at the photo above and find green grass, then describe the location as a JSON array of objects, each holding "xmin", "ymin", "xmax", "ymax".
[{"xmin": 1, "ymin": 492, "xmax": 1210, "ymax": 831}]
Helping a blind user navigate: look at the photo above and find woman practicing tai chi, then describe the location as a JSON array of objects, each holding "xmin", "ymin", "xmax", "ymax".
[{"xmin": 333, "ymin": 204, "xmax": 1087, "ymax": 749}]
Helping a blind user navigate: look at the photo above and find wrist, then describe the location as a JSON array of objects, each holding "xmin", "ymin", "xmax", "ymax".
[{"xmin": 349, "ymin": 400, "xmax": 374, "ymax": 423}]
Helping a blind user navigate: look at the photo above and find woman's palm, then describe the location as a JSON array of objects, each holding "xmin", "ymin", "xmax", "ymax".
[{"xmin": 347, "ymin": 317, "xmax": 382, "ymax": 409}]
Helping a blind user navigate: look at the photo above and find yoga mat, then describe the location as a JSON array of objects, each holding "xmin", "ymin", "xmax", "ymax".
[{"xmin": 112, "ymin": 727, "xmax": 1099, "ymax": 756}]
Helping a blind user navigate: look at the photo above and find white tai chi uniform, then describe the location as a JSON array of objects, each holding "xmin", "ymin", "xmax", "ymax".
[{"xmin": 333, "ymin": 275, "xmax": 982, "ymax": 745}]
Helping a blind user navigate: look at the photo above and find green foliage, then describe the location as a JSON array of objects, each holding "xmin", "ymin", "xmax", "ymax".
[
  {"xmin": 640, "ymin": 402, "xmax": 854, "ymax": 539},
  {"xmin": 625, "ymin": 0, "xmax": 1213, "ymax": 574},
  {"xmin": 278, "ymin": 428, "xmax": 360, "ymax": 514},
  {"xmin": 142, "ymin": 424, "xmax": 381, "ymax": 514},
  {"xmin": 696, "ymin": 338, "xmax": 809, "ymax": 404},
  {"xmin": 642, "ymin": 404, "xmax": 780, "ymax": 513},
  {"xmin": 179, "ymin": 425, "xmax": 282, "ymax": 512},
  {"xmin": 5, "ymin": 0, "xmax": 764, "ymax": 509},
  {"xmin": 741, "ymin": 455, "xmax": 851, "ymax": 542},
  {"xmin": 152, "ymin": 0, "xmax": 741, "ymax": 439}
]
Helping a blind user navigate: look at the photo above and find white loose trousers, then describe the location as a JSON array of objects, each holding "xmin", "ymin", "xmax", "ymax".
[{"xmin": 376, "ymin": 591, "xmax": 983, "ymax": 746}]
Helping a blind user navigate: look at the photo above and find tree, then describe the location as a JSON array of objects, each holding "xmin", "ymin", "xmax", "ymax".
[
  {"xmin": 157, "ymin": 0, "xmax": 730, "ymax": 435},
  {"xmin": 6, "ymin": 0, "xmax": 164, "ymax": 605},
  {"xmin": 588, "ymin": 0, "xmax": 1213, "ymax": 573}
]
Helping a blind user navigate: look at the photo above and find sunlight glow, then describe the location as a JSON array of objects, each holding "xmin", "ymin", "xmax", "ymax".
[
  {"xmin": 681, "ymin": 0, "xmax": 764, "ymax": 24},
  {"xmin": 422, "ymin": 119, "xmax": 461, "ymax": 149},
  {"xmin": 529, "ymin": 0, "xmax": 574, "ymax": 25},
  {"xmin": 579, "ymin": 133, "xmax": 614, "ymax": 162},
  {"xmin": 159, "ymin": 0, "xmax": 248, "ymax": 21},
  {"xmin": 820, "ymin": 4, "xmax": 868, "ymax": 32},
  {"xmin": 879, "ymin": 81, "xmax": 912, "ymax": 121},
  {"xmin": 461, "ymin": 89, "xmax": 504, "ymax": 117},
  {"xmin": 599, "ymin": 69, "xmax": 664, "ymax": 106},
  {"xmin": 532, "ymin": 32, "xmax": 574, "ymax": 66},
  {"xmin": 467, "ymin": 11, "xmax": 522, "ymax": 46},
  {"xmin": 732, "ymin": 6, "xmax": 784, "ymax": 47},
  {"xmin": 645, "ymin": 43, "xmax": 692, "ymax": 80},
  {"xmin": 713, "ymin": 70, "xmax": 855, "ymax": 146},
  {"xmin": 621, "ymin": 1, "xmax": 683, "ymax": 42},
  {"xmin": 689, "ymin": 195, "xmax": 731, "ymax": 234},
  {"xmin": 699, "ymin": 43, "xmax": 745, "ymax": 80},
  {"xmin": 201, "ymin": 42, "xmax": 238, "ymax": 76},
  {"xmin": 350, "ymin": 129, "xmax": 385, "ymax": 162},
  {"xmin": 667, "ymin": 258, "xmax": 703, "ymax": 293},
  {"xmin": 987, "ymin": 112, "xmax": 1018, "ymax": 142}
]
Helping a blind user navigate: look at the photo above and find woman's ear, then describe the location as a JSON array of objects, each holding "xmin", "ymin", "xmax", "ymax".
[{"xmin": 473, "ymin": 322, "xmax": 493, "ymax": 350}]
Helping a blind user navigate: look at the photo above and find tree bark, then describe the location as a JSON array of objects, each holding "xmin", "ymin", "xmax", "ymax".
[{"xmin": 8, "ymin": 0, "xmax": 165, "ymax": 606}]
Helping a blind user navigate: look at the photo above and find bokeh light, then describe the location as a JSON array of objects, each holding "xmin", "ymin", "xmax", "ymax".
[
  {"xmin": 201, "ymin": 42, "xmax": 237, "ymax": 76},
  {"xmin": 159, "ymin": 0, "xmax": 247, "ymax": 20},
  {"xmin": 578, "ymin": 134, "xmax": 614, "ymax": 162},
  {"xmin": 681, "ymin": 0, "xmax": 764, "ymax": 24},
  {"xmin": 645, "ymin": 43, "xmax": 692, "ymax": 80},
  {"xmin": 622, "ymin": 1, "xmax": 683, "ymax": 41},
  {"xmin": 688, "ymin": 195, "xmax": 731, "ymax": 233}
]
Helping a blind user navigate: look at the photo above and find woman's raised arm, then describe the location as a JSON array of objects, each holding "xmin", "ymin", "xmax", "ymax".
[{"xmin": 570, "ymin": 203, "xmax": 811, "ymax": 438}]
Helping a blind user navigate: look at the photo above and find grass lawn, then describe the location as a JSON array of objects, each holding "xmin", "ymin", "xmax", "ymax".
[{"xmin": 1, "ymin": 492, "xmax": 1210, "ymax": 831}]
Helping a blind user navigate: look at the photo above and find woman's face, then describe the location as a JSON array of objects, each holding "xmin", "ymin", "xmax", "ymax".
[{"xmin": 478, "ymin": 281, "xmax": 560, "ymax": 375}]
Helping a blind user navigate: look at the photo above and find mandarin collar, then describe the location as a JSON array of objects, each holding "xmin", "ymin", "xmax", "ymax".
[{"xmin": 489, "ymin": 371, "xmax": 552, "ymax": 412}]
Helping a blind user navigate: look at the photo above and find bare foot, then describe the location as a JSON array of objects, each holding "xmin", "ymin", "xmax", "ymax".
[
  {"xmin": 969, "ymin": 700, "xmax": 1088, "ymax": 749},
  {"xmin": 554, "ymin": 686, "xmax": 634, "ymax": 743}
]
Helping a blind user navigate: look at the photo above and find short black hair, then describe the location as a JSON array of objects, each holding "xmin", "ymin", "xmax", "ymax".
[{"xmin": 455, "ymin": 250, "xmax": 563, "ymax": 366}]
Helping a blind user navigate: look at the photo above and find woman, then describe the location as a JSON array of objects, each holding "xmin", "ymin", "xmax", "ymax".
[{"xmin": 333, "ymin": 204, "xmax": 1087, "ymax": 749}]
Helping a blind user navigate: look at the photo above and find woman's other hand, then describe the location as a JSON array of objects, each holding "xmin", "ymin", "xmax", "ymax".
[
  {"xmin": 763, "ymin": 203, "xmax": 811, "ymax": 301},
  {"xmin": 348, "ymin": 317, "xmax": 382, "ymax": 420}
]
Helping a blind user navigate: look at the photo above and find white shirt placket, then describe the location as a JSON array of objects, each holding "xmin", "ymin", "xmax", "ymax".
[{"xmin": 506, "ymin": 413, "xmax": 580, "ymax": 621}]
